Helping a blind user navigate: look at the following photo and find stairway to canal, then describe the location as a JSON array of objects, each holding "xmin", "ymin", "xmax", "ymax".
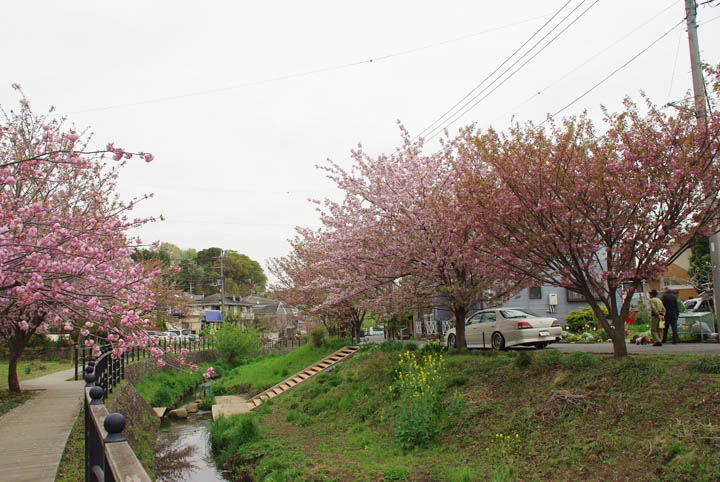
[{"xmin": 211, "ymin": 346, "xmax": 358, "ymax": 419}]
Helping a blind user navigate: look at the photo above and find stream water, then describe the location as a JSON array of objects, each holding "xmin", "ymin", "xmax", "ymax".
[{"xmin": 158, "ymin": 410, "xmax": 228, "ymax": 482}]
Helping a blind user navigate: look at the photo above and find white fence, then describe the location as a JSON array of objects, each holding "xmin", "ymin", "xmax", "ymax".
[{"xmin": 414, "ymin": 314, "xmax": 452, "ymax": 338}]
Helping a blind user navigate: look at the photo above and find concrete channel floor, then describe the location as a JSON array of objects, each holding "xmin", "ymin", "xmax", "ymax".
[{"xmin": 0, "ymin": 368, "xmax": 83, "ymax": 482}]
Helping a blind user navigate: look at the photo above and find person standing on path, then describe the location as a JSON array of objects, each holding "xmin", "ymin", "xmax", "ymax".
[
  {"xmin": 649, "ymin": 290, "xmax": 666, "ymax": 347},
  {"xmin": 661, "ymin": 288, "xmax": 679, "ymax": 344}
]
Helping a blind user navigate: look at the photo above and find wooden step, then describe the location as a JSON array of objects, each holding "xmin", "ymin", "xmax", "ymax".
[{"xmin": 245, "ymin": 346, "xmax": 360, "ymax": 412}]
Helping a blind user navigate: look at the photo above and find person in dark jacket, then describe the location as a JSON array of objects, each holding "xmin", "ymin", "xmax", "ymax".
[{"xmin": 661, "ymin": 288, "xmax": 679, "ymax": 344}]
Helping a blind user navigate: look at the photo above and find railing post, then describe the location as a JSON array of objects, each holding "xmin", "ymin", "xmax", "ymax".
[
  {"xmin": 82, "ymin": 347, "xmax": 87, "ymax": 382},
  {"xmin": 85, "ymin": 386, "xmax": 104, "ymax": 482},
  {"xmin": 104, "ymin": 413, "xmax": 126, "ymax": 443}
]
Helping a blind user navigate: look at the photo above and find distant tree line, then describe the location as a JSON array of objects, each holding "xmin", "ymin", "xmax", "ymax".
[{"xmin": 132, "ymin": 243, "xmax": 267, "ymax": 297}]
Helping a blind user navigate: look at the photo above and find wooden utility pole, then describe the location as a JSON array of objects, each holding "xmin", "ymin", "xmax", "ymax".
[{"xmin": 684, "ymin": 0, "xmax": 720, "ymax": 324}]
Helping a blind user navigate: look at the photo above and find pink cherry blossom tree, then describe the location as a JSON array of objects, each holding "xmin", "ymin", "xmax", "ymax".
[
  {"xmin": 268, "ymin": 228, "xmax": 376, "ymax": 341},
  {"xmin": 0, "ymin": 89, "xmax": 166, "ymax": 392},
  {"xmin": 306, "ymin": 125, "xmax": 517, "ymax": 348},
  {"xmin": 459, "ymin": 74, "xmax": 720, "ymax": 358}
]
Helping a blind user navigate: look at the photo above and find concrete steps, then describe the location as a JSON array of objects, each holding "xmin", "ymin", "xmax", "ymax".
[{"xmin": 211, "ymin": 346, "xmax": 358, "ymax": 420}]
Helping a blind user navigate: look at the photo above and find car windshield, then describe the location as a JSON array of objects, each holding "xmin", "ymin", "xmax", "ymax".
[{"xmin": 500, "ymin": 309, "xmax": 531, "ymax": 319}]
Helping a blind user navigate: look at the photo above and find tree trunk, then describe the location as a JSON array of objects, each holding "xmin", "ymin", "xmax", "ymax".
[
  {"xmin": 589, "ymin": 300, "xmax": 628, "ymax": 359},
  {"xmin": 608, "ymin": 319, "xmax": 628, "ymax": 359},
  {"xmin": 7, "ymin": 354, "xmax": 21, "ymax": 393},
  {"xmin": 7, "ymin": 335, "xmax": 27, "ymax": 393},
  {"xmin": 454, "ymin": 306, "xmax": 468, "ymax": 349}
]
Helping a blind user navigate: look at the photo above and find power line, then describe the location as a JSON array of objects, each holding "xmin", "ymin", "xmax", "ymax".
[
  {"xmin": 667, "ymin": 18, "xmax": 685, "ymax": 103},
  {"xmin": 66, "ymin": 13, "xmax": 553, "ymax": 115},
  {"xmin": 541, "ymin": 19, "xmax": 685, "ymax": 124},
  {"xmin": 493, "ymin": 0, "xmax": 679, "ymax": 123},
  {"xmin": 423, "ymin": 0, "xmax": 602, "ymax": 141},
  {"xmin": 699, "ymin": 12, "xmax": 720, "ymax": 24},
  {"xmin": 413, "ymin": 0, "xmax": 575, "ymax": 140}
]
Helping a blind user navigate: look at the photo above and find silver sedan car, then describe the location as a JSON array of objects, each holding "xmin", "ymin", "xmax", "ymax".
[{"xmin": 445, "ymin": 308, "xmax": 561, "ymax": 350}]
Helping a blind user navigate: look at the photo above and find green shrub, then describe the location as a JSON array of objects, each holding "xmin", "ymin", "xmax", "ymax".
[
  {"xmin": 564, "ymin": 306, "xmax": 609, "ymax": 333},
  {"xmin": 631, "ymin": 300, "xmax": 651, "ymax": 325},
  {"xmin": 209, "ymin": 413, "xmax": 260, "ymax": 463},
  {"xmin": 310, "ymin": 328, "xmax": 326, "ymax": 348},
  {"xmin": 214, "ymin": 324, "xmax": 262, "ymax": 366}
]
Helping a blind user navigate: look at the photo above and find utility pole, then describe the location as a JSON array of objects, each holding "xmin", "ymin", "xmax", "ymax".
[
  {"xmin": 684, "ymin": 0, "xmax": 720, "ymax": 326},
  {"xmin": 219, "ymin": 249, "xmax": 225, "ymax": 321}
]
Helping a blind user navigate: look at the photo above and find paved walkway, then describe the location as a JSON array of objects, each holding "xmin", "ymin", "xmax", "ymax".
[{"xmin": 0, "ymin": 368, "xmax": 84, "ymax": 482}]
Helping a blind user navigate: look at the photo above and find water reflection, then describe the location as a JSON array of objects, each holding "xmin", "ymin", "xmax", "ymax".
[{"xmin": 158, "ymin": 412, "xmax": 227, "ymax": 482}]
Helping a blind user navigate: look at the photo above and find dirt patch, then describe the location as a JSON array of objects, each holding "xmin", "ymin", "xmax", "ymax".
[{"xmin": 537, "ymin": 390, "xmax": 589, "ymax": 421}]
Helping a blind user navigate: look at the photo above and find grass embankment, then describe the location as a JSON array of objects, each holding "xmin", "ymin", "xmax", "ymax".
[
  {"xmin": 211, "ymin": 339, "xmax": 350, "ymax": 397},
  {"xmin": 135, "ymin": 362, "xmax": 218, "ymax": 408},
  {"xmin": 210, "ymin": 343, "xmax": 720, "ymax": 482}
]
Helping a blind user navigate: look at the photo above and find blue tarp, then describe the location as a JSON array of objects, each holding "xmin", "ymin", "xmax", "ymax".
[{"xmin": 203, "ymin": 310, "xmax": 222, "ymax": 322}]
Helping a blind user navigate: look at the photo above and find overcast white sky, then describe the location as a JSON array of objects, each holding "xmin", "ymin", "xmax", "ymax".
[{"xmin": 2, "ymin": 1, "xmax": 720, "ymax": 281}]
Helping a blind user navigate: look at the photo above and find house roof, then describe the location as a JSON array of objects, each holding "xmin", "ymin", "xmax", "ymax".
[
  {"xmin": 194, "ymin": 293, "xmax": 251, "ymax": 307},
  {"xmin": 243, "ymin": 295, "xmax": 280, "ymax": 306}
]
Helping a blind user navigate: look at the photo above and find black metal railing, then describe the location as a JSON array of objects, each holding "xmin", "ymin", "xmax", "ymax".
[
  {"xmin": 83, "ymin": 359, "xmax": 151, "ymax": 482},
  {"xmin": 262, "ymin": 336, "xmax": 307, "ymax": 352},
  {"xmin": 80, "ymin": 336, "xmax": 215, "ymax": 480},
  {"xmin": 75, "ymin": 335, "xmax": 214, "ymax": 382}
]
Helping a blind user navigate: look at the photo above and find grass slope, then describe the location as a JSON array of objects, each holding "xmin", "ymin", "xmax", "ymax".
[
  {"xmin": 211, "ymin": 344, "xmax": 720, "ymax": 482},
  {"xmin": 212, "ymin": 340, "xmax": 350, "ymax": 397}
]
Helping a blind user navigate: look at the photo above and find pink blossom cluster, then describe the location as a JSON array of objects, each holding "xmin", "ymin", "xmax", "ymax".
[{"xmin": 0, "ymin": 92, "xmax": 183, "ymax": 390}]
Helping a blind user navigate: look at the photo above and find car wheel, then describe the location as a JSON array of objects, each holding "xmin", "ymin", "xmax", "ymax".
[
  {"xmin": 491, "ymin": 332, "xmax": 505, "ymax": 350},
  {"xmin": 534, "ymin": 342, "xmax": 548, "ymax": 349},
  {"xmin": 447, "ymin": 334, "xmax": 456, "ymax": 349}
]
